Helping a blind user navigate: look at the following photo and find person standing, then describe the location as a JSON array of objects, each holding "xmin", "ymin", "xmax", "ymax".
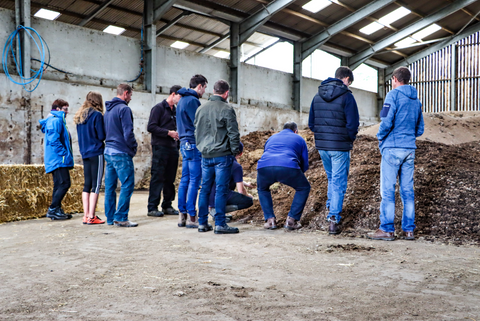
[
  {"xmin": 104, "ymin": 84, "xmax": 138, "ymax": 227},
  {"xmin": 176, "ymin": 74, "xmax": 208, "ymax": 228},
  {"xmin": 367, "ymin": 67, "xmax": 424, "ymax": 241},
  {"xmin": 74, "ymin": 91, "xmax": 106, "ymax": 225},
  {"xmin": 146, "ymin": 85, "xmax": 182, "ymax": 218},
  {"xmin": 39, "ymin": 99, "xmax": 74, "ymax": 220},
  {"xmin": 195, "ymin": 79, "xmax": 241, "ymax": 234},
  {"xmin": 257, "ymin": 122, "xmax": 310, "ymax": 230},
  {"xmin": 308, "ymin": 66, "xmax": 359, "ymax": 235}
]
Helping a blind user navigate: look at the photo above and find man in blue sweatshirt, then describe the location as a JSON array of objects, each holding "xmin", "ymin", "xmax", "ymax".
[
  {"xmin": 104, "ymin": 83, "xmax": 138, "ymax": 227},
  {"xmin": 257, "ymin": 122, "xmax": 310, "ymax": 230},
  {"xmin": 368, "ymin": 67, "xmax": 424, "ymax": 241},
  {"xmin": 308, "ymin": 66, "xmax": 359, "ymax": 235},
  {"xmin": 176, "ymin": 74, "xmax": 208, "ymax": 229}
]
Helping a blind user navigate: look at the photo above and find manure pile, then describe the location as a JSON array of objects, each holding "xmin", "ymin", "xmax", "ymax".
[{"xmin": 235, "ymin": 130, "xmax": 480, "ymax": 245}]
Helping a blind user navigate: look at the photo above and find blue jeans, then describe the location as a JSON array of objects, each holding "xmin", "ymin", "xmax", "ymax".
[
  {"xmin": 319, "ymin": 150, "xmax": 350, "ymax": 223},
  {"xmin": 104, "ymin": 154, "xmax": 135, "ymax": 224},
  {"xmin": 178, "ymin": 142, "xmax": 202, "ymax": 217},
  {"xmin": 380, "ymin": 148, "xmax": 416, "ymax": 233},
  {"xmin": 257, "ymin": 166, "xmax": 311, "ymax": 221},
  {"xmin": 198, "ymin": 155, "xmax": 234, "ymax": 226}
]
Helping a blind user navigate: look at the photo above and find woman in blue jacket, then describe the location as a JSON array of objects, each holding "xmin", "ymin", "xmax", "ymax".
[{"xmin": 74, "ymin": 92, "xmax": 106, "ymax": 225}]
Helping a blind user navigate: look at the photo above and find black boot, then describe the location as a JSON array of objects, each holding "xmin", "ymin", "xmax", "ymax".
[{"xmin": 46, "ymin": 207, "xmax": 69, "ymax": 220}]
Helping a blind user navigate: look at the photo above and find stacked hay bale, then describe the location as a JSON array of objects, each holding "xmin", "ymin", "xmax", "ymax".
[{"xmin": 0, "ymin": 165, "xmax": 84, "ymax": 223}]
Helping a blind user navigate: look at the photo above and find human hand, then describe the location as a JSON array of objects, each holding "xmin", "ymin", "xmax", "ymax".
[{"xmin": 168, "ymin": 130, "xmax": 179, "ymax": 140}]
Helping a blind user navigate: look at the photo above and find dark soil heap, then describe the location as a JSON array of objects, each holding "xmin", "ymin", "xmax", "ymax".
[{"xmin": 235, "ymin": 130, "xmax": 480, "ymax": 245}]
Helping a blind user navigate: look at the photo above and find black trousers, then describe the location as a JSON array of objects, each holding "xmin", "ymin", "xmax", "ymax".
[
  {"xmin": 83, "ymin": 154, "xmax": 104, "ymax": 194},
  {"xmin": 50, "ymin": 167, "xmax": 71, "ymax": 209},
  {"xmin": 148, "ymin": 145, "xmax": 179, "ymax": 211}
]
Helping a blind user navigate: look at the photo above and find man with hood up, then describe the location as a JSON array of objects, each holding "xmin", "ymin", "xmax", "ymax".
[
  {"xmin": 308, "ymin": 66, "xmax": 359, "ymax": 235},
  {"xmin": 39, "ymin": 99, "xmax": 74, "ymax": 220},
  {"xmin": 103, "ymin": 83, "xmax": 138, "ymax": 227},
  {"xmin": 367, "ymin": 67, "xmax": 424, "ymax": 241},
  {"xmin": 176, "ymin": 74, "xmax": 208, "ymax": 229}
]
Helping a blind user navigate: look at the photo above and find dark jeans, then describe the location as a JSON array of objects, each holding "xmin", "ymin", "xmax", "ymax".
[
  {"xmin": 147, "ymin": 145, "xmax": 179, "ymax": 212},
  {"xmin": 226, "ymin": 191, "xmax": 253, "ymax": 210},
  {"xmin": 257, "ymin": 166, "xmax": 310, "ymax": 221},
  {"xmin": 50, "ymin": 167, "xmax": 71, "ymax": 208}
]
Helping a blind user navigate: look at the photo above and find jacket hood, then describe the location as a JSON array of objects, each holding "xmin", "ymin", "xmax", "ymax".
[
  {"xmin": 394, "ymin": 85, "xmax": 418, "ymax": 100},
  {"xmin": 39, "ymin": 110, "xmax": 64, "ymax": 133},
  {"xmin": 178, "ymin": 87, "xmax": 199, "ymax": 98},
  {"xmin": 318, "ymin": 77, "xmax": 351, "ymax": 102},
  {"xmin": 105, "ymin": 97, "xmax": 127, "ymax": 111}
]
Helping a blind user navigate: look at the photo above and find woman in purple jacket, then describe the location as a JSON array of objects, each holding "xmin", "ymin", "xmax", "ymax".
[{"xmin": 74, "ymin": 91, "xmax": 106, "ymax": 225}]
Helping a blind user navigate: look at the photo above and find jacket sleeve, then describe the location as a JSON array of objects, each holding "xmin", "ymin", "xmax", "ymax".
[
  {"xmin": 95, "ymin": 112, "xmax": 106, "ymax": 141},
  {"xmin": 300, "ymin": 139, "xmax": 309, "ymax": 173},
  {"xmin": 47, "ymin": 118, "xmax": 68, "ymax": 157},
  {"xmin": 120, "ymin": 106, "xmax": 138, "ymax": 154},
  {"xmin": 344, "ymin": 93, "xmax": 360, "ymax": 142},
  {"xmin": 147, "ymin": 105, "xmax": 169, "ymax": 137},
  {"xmin": 186, "ymin": 99, "xmax": 200, "ymax": 127},
  {"xmin": 377, "ymin": 92, "xmax": 396, "ymax": 141},
  {"xmin": 308, "ymin": 98, "xmax": 315, "ymax": 132},
  {"xmin": 415, "ymin": 103, "xmax": 424, "ymax": 137},
  {"xmin": 226, "ymin": 107, "xmax": 240, "ymax": 155}
]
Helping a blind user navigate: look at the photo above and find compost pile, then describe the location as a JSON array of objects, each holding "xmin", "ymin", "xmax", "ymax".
[{"xmin": 235, "ymin": 130, "xmax": 480, "ymax": 245}]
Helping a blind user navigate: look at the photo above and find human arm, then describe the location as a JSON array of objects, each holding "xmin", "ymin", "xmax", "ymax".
[
  {"xmin": 236, "ymin": 182, "xmax": 253, "ymax": 198},
  {"xmin": 46, "ymin": 118, "xmax": 68, "ymax": 156},
  {"xmin": 120, "ymin": 106, "xmax": 138, "ymax": 154},
  {"xmin": 233, "ymin": 164, "xmax": 252, "ymax": 197},
  {"xmin": 226, "ymin": 107, "xmax": 240, "ymax": 155},
  {"xmin": 147, "ymin": 105, "xmax": 170, "ymax": 138},
  {"xmin": 344, "ymin": 93, "xmax": 360, "ymax": 142},
  {"xmin": 94, "ymin": 112, "xmax": 106, "ymax": 141},
  {"xmin": 376, "ymin": 93, "xmax": 397, "ymax": 141},
  {"xmin": 300, "ymin": 139, "xmax": 309, "ymax": 173},
  {"xmin": 308, "ymin": 98, "xmax": 315, "ymax": 132},
  {"xmin": 415, "ymin": 104, "xmax": 424, "ymax": 137}
]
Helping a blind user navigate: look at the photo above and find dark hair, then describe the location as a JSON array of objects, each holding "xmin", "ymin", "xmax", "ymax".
[
  {"xmin": 238, "ymin": 141, "xmax": 244, "ymax": 154},
  {"xmin": 392, "ymin": 67, "xmax": 411, "ymax": 85},
  {"xmin": 52, "ymin": 99, "xmax": 69, "ymax": 110},
  {"xmin": 170, "ymin": 85, "xmax": 182, "ymax": 95},
  {"xmin": 189, "ymin": 74, "xmax": 208, "ymax": 89},
  {"xmin": 213, "ymin": 79, "xmax": 230, "ymax": 95},
  {"xmin": 335, "ymin": 66, "xmax": 354, "ymax": 83},
  {"xmin": 283, "ymin": 122, "xmax": 298, "ymax": 132},
  {"xmin": 117, "ymin": 83, "xmax": 132, "ymax": 96}
]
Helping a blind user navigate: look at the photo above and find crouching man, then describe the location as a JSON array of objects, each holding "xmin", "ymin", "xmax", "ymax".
[
  {"xmin": 257, "ymin": 122, "xmax": 310, "ymax": 230},
  {"xmin": 367, "ymin": 67, "xmax": 424, "ymax": 241}
]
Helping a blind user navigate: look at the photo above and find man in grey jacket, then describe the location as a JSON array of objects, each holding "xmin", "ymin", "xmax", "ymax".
[{"xmin": 194, "ymin": 79, "xmax": 240, "ymax": 234}]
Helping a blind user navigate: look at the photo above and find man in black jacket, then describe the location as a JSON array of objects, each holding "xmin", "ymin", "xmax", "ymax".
[
  {"xmin": 308, "ymin": 66, "xmax": 359, "ymax": 235},
  {"xmin": 146, "ymin": 85, "xmax": 182, "ymax": 217}
]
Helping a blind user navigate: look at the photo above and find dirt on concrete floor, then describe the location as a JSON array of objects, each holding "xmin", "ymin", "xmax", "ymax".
[{"xmin": 1, "ymin": 192, "xmax": 480, "ymax": 320}]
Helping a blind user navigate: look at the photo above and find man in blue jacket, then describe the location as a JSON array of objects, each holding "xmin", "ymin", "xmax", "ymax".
[
  {"xmin": 104, "ymin": 83, "xmax": 138, "ymax": 227},
  {"xmin": 308, "ymin": 66, "xmax": 359, "ymax": 235},
  {"xmin": 368, "ymin": 67, "xmax": 424, "ymax": 241},
  {"xmin": 176, "ymin": 74, "xmax": 208, "ymax": 229},
  {"xmin": 39, "ymin": 99, "xmax": 74, "ymax": 220},
  {"xmin": 257, "ymin": 122, "xmax": 310, "ymax": 230}
]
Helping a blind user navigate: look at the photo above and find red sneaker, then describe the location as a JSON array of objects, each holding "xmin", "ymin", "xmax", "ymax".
[
  {"xmin": 83, "ymin": 216, "xmax": 88, "ymax": 224},
  {"xmin": 87, "ymin": 216, "xmax": 105, "ymax": 225}
]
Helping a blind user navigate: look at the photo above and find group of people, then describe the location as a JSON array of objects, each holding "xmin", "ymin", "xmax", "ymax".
[{"xmin": 40, "ymin": 65, "xmax": 424, "ymax": 240}]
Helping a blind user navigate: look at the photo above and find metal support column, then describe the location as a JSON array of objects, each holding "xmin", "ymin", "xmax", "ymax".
[
  {"xmin": 377, "ymin": 68, "xmax": 386, "ymax": 119},
  {"xmin": 144, "ymin": 0, "xmax": 157, "ymax": 106},
  {"xmin": 293, "ymin": 41, "xmax": 302, "ymax": 112},
  {"xmin": 230, "ymin": 22, "xmax": 240, "ymax": 104},
  {"xmin": 450, "ymin": 44, "xmax": 457, "ymax": 111}
]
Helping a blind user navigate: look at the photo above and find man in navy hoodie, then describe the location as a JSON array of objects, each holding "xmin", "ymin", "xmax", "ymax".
[
  {"xmin": 176, "ymin": 74, "xmax": 208, "ymax": 229},
  {"xmin": 368, "ymin": 67, "xmax": 424, "ymax": 241},
  {"xmin": 308, "ymin": 66, "xmax": 359, "ymax": 235},
  {"xmin": 104, "ymin": 83, "xmax": 138, "ymax": 227}
]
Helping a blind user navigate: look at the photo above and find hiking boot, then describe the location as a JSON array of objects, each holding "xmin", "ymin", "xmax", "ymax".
[
  {"xmin": 162, "ymin": 207, "xmax": 179, "ymax": 215},
  {"xmin": 186, "ymin": 215, "xmax": 198, "ymax": 229},
  {"xmin": 198, "ymin": 223, "xmax": 213, "ymax": 232},
  {"xmin": 225, "ymin": 205, "xmax": 238, "ymax": 213},
  {"xmin": 59, "ymin": 207, "xmax": 72, "ymax": 219},
  {"xmin": 114, "ymin": 220, "xmax": 138, "ymax": 227},
  {"xmin": 264, "ymin": 217, "xmax": 277, "ymax": 230},
  {"xmin": 209, "ymin": 208, "xmax": 232, "ymax": 223},
  {"xmin": 87, "ymin": 216, "xmax": 105, "ymax": 225},
  {"xmin": 178, "ymin": 212, "xmax": 187, "ymax": 227},
  {"xmin": 46, "ymin": 207, "xmax": 69, "ymax": 220},
  {"xmin": 403, "ymin": 231, "xmax": 415, "ymax": 240},
  {"xmin": 329, "ymin": 221, "xmax": 341, "ymax": 235},
  {"xmin": 284, "ymin": 216, "xmax": 301, "ymax": 230},
  {"xmin": 367, "ymin": 229, "xmax": 395, "ymax": 241},
  {"xmin": 147, "ymin": 210, "xmax": 164, "ymax": 217},
  {"xmin": 214, "ymin": 224, "xmax": 239, "ymax": 234}
]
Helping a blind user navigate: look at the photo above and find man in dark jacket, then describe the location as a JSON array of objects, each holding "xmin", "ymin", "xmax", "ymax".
[
  {"xmin": 146, "ymin": 85, "xmax": 181, "ymax": 218},
  {"xmin": 195, "ymin": 79, "xmax": 241, "ymax": 234},
  {"xmin": 104, "ymin": 83, "xmax": 138, "ymax": 227},
  {"xmin": 257, "ymin": 122, "xmax": 310, "ymax": 230},
  {"xmin": 308, "ymin": 66, "xmax": 359, "ymax": 235},
  {"xmin": 176, "ymin": 74, "xmax": 208, "ymax": 229}
]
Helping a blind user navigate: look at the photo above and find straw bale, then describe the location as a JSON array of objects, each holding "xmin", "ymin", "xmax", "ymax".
[{"xmin": 0, "ymin": 165, "xmax": 84, "ymax": 223}]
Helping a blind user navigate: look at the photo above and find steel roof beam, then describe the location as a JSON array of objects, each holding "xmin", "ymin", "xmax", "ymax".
[
  {"xmin": 78, "ymin": 0, "xmax": 115, "ymax": 27},
  {"xmin": 198, "ymin": 33, "xmax": 230, "ymax": 53},
  {"xmin": 348, "ymin": 0, "xmax": 477, "ymax": 70},
  {"xmin": 156, "ymin": 12, "xmax": 189, "ymax": 36},
  {"xmin": 385, "ymin": 21, "xmax": 480, "ymax": 78},
  {"xmin": 153, "ymin": 0, "xmax": 178, "ymax": 23},
  {"xmin": 301, "ymin": 0, "xmax": 396, "ymax": 61}
]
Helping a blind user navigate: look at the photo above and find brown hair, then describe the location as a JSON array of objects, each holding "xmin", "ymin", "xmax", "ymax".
[
  {"xmin": 117, "ymin": 83, "xmax": 132, "ymax": 96},
  {"xmin": 392, "ymin": 67, "xmax": 411, "ymax": 84},
  {"xmin": 52, "ymin": 99, "xmax": 69, "ymax": 110},
  {"xmin": 213, "ymin": 79, "xmax": 230, "ymax": 95},
  {"xmin": 73, "ymin": 91, "xmax": 104, "ymax": 124}
]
